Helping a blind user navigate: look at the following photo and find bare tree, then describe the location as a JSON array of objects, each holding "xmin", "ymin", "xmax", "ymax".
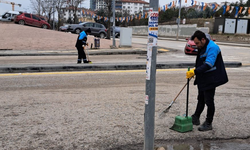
[
  {"xmin": 55, "ymin": 0, "xmax": 68, "ymax": 29},
  {"xmin": 41, "ymin": 0, "xmax": 53, "ymax": 24},
  {"xmin": 30, "ymin": 0, "xmax": 41, "ymax": 15},
  {"xmin": 30, "ymin": 0, "xmax": 54, "ymax": 25},
  {"xmin": 104, "ymin": 0, "xmax": 112, "ymax": 39},
  {"xmin": 67, "ymin": 0, "xmax": 85, "ymax": 24},
  {"xmin": 30, "ymin": 0, "xmax": 86, "ymax": 29}
]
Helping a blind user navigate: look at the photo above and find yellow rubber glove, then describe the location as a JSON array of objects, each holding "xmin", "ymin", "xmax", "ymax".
[{"xmin": 186, "ymin": 69, "xmax": 195, "ymax": 79}]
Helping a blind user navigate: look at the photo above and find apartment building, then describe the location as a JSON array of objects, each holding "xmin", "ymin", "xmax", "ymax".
[
  {"xmin": 60, "ymin": 7, "xmax": 95, "ymax": 22},
  {"xmin": 90, "ymin": 0, "xmax": 149, "ymax": 15},
  {"xmin": 120, "ymin": 0, "xmax": 149, "ymax": 15}
]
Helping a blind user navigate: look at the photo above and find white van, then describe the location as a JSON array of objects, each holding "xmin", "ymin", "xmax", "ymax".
[{"xmin": 0, "ymin": 11, "xmax": 21, "ymax": 22}]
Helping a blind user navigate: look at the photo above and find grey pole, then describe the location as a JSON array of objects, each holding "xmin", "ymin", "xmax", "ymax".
[
  {"xmin": 52, "ymin": 0, "xmax": 55, "ymax": 30},
  {"xmin": 176, "ymin": 0, "xmax": 181, "ymax": 40},
  {"xmin": 38, "ymin": 0, "xmax": 41, "ymax": 16},
  {"xmin": 144, "ymin": 47, "xmax": 157, "ymax": 150},
  {"xmin": 112, "ymin": 0, "xmax": 116, "ymax": 47},
  {"xmin": 144, "ymin": 0, "xmax": 158, "ymax": 149}
]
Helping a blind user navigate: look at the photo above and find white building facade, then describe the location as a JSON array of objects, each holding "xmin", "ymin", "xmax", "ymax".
[
  {"xmin": 121, "ymin": 0, "xmax": 149, "ymax": 15},
  {"xmin": 95, "ymin": 0, "xmax": 107, "ymax": 10},
  {"xmin": 91, "ymin": 0, "xmax": 149, "ymax": 15},
  {"xmin": 60, "ymin": 7, "xmax": 94, "ymax": 23}
]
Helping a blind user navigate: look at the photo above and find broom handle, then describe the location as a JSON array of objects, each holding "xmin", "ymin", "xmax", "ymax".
[
  {"xmin": 83, "ymin": 45, "xmax": 90, "ymax": 61},
  {"xmin": 172, "ymin": 82, "xmax": 188, "ymax": 105},
  {"xmin": 171, "ymin": 76, "xmax": 193, "ymax": 106},
  {"xmin": 186, "ymin": 67, "xmax": 190, "ymax": 117}
]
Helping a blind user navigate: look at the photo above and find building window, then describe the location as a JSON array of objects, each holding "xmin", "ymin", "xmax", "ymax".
[
  {"xmin": 128, "ymin": 6, "xmax": 130, "ymax": 9},
  {"xmin": 123, "ymin": 6, "xmax": 126, "ymax": 8}
]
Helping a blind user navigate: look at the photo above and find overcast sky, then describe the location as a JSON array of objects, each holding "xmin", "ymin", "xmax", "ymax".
[{"xmin": 0, "ymin": 0, "xmax": 244, "ymax": 16}]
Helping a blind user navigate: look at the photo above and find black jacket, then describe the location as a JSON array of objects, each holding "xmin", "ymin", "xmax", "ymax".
[{"xmin": 194, "ymin": 39, "xmax": 228, "ymax": 91}]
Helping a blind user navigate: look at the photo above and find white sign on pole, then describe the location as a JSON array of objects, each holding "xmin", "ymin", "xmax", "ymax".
[{"xmin": 146, "ymin": 9, "xmax": 158, "ymax": 80}]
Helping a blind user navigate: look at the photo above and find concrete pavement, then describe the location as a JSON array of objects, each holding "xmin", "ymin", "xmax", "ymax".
[{"xmin": 0, "ymin": 46, "xmax": 242, "ymax": 73}]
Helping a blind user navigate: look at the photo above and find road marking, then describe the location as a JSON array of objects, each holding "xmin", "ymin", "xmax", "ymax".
[
  {"xmin": 0, "ymin": 69, "xmax": 187, "ymax": 77},
  {"xmin": 242, "ymin": 63, "xmax": 250, "ymax": 66},
  {"xmin": 158, "ymin": 48, "xmax": 169, "ymax": 52}
]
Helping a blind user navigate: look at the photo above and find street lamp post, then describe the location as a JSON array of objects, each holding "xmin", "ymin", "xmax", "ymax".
[{"xmin": 176, "ymin": 0, "xmax": 181, "ymax": 40}]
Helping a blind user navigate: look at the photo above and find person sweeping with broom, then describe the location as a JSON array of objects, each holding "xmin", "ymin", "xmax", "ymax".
[
  {"xmin": 186, "ymin": 30, "xmax": 228, "ymax": 131},
  {"xmin": 75, "ymin": 28, "xmax": 91, "ymax": 64}
]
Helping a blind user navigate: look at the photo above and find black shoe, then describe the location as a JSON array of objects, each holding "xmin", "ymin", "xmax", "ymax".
[
  {"xmin": 191, "ymin": 115, "xmax": 200, "ymax": 125},
  {"xmin": 83, "ymin": 61, "xmax": 89, "ymax": 63},
  {"xmin": 198, "ymin": 121, "xmax": 212, "ymax": 131},
  {"xmin": 77, "ymin": 59, "xmax": 81, "ymax": 64}
]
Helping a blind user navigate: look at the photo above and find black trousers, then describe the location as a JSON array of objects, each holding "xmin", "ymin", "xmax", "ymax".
[
  {"xmin": 194, "ymin": 87, "xmax": 216, "ymax": 124},
  {"xmin": 76, "ymin": 46, "xmax": 86, "ymax": 60}
]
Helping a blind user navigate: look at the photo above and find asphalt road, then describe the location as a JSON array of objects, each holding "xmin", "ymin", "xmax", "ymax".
[
  {"xmin": 0, "ymin": 38, "xmax": 244, "ymax": 73},
  {"xmin": 0, "ymin": 67, "xmax": 250, "ymax": 149},
  {"xmin": 132, "ymin": 36, "xmax": 250, "ymax": 66}
]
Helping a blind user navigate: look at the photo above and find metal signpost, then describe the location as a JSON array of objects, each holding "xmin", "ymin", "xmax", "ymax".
[{"xmin": 144, "ymin": 0, "xmax": 159, "ymax": 149}]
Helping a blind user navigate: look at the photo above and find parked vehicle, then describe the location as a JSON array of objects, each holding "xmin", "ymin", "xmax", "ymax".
[
  {"xmin": 184, "ymin": 33, "xmax": 215, "ymax": 55},
  {"xmin": 110, "ymin": 26, "xmax": 120, "ymax": 38},
  {"xmin": 67, "ymin": 22, "xmax": 107, "ymax": 38},
  {"xmin": 0, "ymin": 11, "xmax": 21, "ymax": 22},
  {"xmin": 38, "ymin": 16, "xmax": 48, "ymax": 22},
  {"xmin": 59, "ymin": 25, "xmax": 69, "ymax": 32},
  {"xmin": 14, "ymin": 13, "xmax": 51, "ymax": 29}
]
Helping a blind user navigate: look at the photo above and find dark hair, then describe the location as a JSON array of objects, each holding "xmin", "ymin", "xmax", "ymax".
[
  {"xmin": 85, "ymin": 28, "xmax": 91, "ymax": 33},
  {"xmin": 191, "ymin": 30, "xmax": 206, "ymax": 41}
]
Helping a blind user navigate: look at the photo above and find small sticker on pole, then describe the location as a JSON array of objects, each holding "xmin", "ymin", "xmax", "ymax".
[{"xmin": 145, "ymin": 95, "xmax": 149, "ymax": 105}]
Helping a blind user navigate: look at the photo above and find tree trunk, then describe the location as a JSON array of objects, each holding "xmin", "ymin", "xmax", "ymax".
[
  {"xmin": 74, "ymin": 6, "xmax": 77, "ymax": 24},
  {"xmin": 106, "ymin": 1, "xmax": 111, "ymax": 39}
]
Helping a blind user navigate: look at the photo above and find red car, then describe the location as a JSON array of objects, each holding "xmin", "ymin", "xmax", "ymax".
[
  {"xmin": 14, "ymin": 13, "xmax": 50, "ymax": 29},
  {"xmin": 184, "ymin": 33, "xmax": 215, "ymax": 55}
]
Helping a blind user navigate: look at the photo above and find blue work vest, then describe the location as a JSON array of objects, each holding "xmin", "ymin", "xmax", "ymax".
[{"xmin": 194, "ymin": 40, "xmax": 228, "ymax": 91}]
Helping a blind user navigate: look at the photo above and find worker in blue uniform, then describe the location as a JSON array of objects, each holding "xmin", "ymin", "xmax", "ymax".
[
  {"xmin": 75, "ymin": 28, "xmax": 91, "ymax": 64},
  {"xmin": 186, "ymin": 30, "xmax": 228, "ymax": 131}
]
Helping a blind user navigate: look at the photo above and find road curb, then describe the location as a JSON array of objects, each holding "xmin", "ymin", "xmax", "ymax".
[
  {"xmin": 0, "ymin": 49, "xmax": 172, "ymax": 57},
  {"xmin": 0, "ymin": 62, "xmax": 242, "ymax": 73}
]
